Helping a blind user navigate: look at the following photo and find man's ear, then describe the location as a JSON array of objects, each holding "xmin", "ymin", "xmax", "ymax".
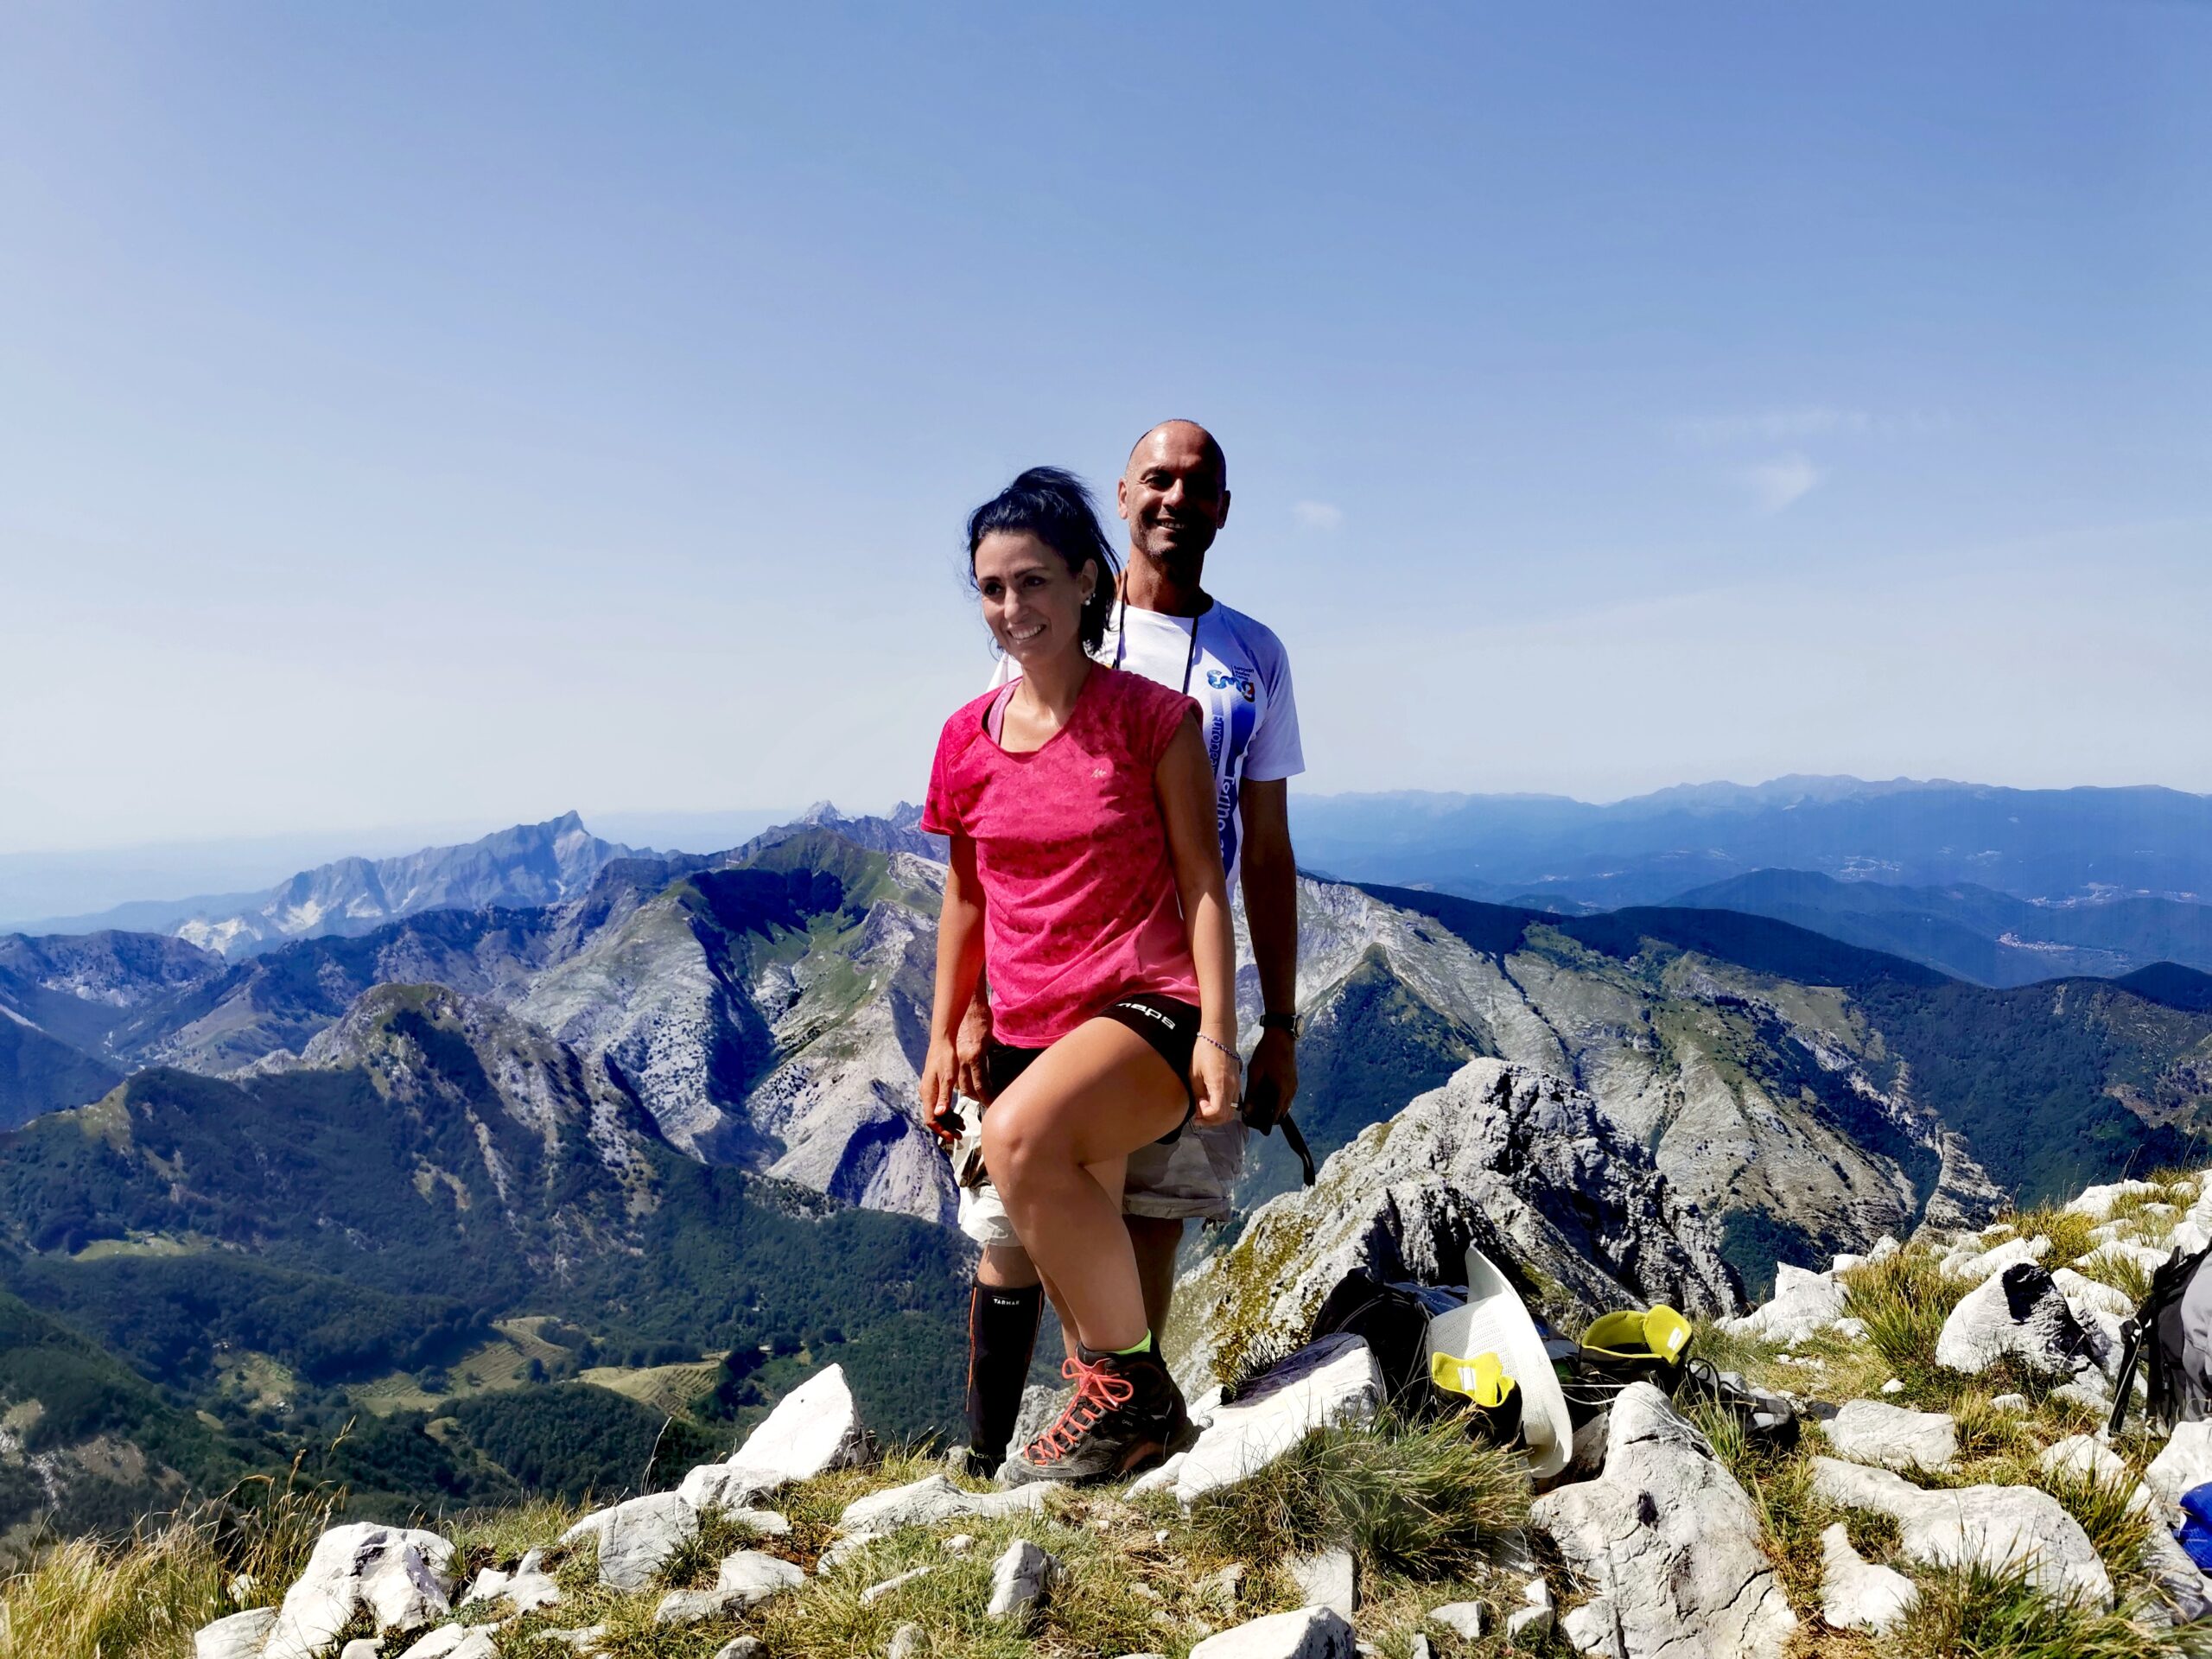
[
  {"xmin": 1216, "ymin": 487, "xmax": 1231, "ymax": 528},
  {"xmin": 1116, "ymin": 474, "xmax": 1132, "ymax": 521}
]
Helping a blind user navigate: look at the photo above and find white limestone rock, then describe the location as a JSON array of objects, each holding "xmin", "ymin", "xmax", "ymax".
[
  {"xmin": 562, "ymin": 1491, "xmax": 699, "ymax": 1592},
  {"xmin": 2138, "ymin": 1521, "xmax": 2212, "ymax": 1627},
  {"xmin": 677, "ymin": 1462, "xmax": 779, "ymax": 1516},
  {"xmin": 265, "ymin": 1523, "xmax": 457, "ymax": 1659},
  {"xmin": 1809, "ymin": 1457, "xmax": 2111, "ymax": 1605},
  {"xmin": 2053, "ymin": 1268, "xmax": 2136, "ymax": 1320},
  {"xmin": 723, "ymin": 1363, "xmax": 874, "ymax": 1488},
  {"xmin": 1427, "ymin": 1600, "xmax": 1488, "ymax": 1639},
  {"xmin": 1174, "ymin": 1335, "xmax": 1383, "ymax": 1503},
  {"xmin": 1505, "ymin": 1577, "xmax": 1554, "ymax": 1643},
  {"xmin": 836, "ymin": 1472, "xmax": 1047, "ymax": 1537},
  {"xmin": 709, "ymin": 1642, "xmax": 765, "ymax": 1659},
  {"xmin": 2079, "ymin": 1240, "xmax": 2172, "ymax": 1278},
  {"xmin": 887, "ymin": 1624, "xmax": 924, "ymax": 1659},
  {"xmin": 1530, "ymin": 1383, "xmax": 1796, "ymax": 1659},
  {"xmin": 1933, "ymin": 1263, "xmax": 2094, "ymax": 1377},
  {"xmin": 2068, "ymin": 1180, "xmax": 2157, "ymax": 1220},
  {"xmin": 717, "ymin": 1549, "xmax": 805, "ymax": 1605},
  {"xmin": 987, "ymin": 1538, "xmax": 1058, "ymax": 1620},
  {"xmin": 1942, "ymin": 1235, "xmax": 2050, "ymax": 1284},
  {"xmin": 860, "ymin": 1565, "xmax": 936, "ymax": 1605},
  {"xmin": 1725, "ymin": 1263, "xmax": 1849, "ymax": 1346},
  {"xmin": 1127, "ymin": 1450, "xmax": 1186, "ymax": 1497},
  {"xmin": 1188, "ymin": 1606, "xmax": 1358, "ymax": 1658},
  {"xmin": 2038, "ymin": 1434, "xmax": 2133, "ymax": 1491},
  {"xmin": 1285, "ymin": 1547, "xmax": 1356, "ymax": 1617},
  {"xmin": 395, "ymin": 1629, "xmax": 497, "ymax": 1659},
  {"xmin": 1818, "ymin": 1523, "xmax": 1916, "ymax": 1634},
  {"xmin": 1989, "ymin": 1393, "xmax": 2030, "ymax": 1414},
  {"xmin": 194, "ymin": 1609, "xmax": 278, "ymax": 1659},
  {"xmin": 1825, "ymin": 1400, "xmax": 1957, "ymax": 1472},
  {"xmin": 2146, "ymin": 1421, "xmax": 2212, "ymax": 1528},
  {"xmin": 654, "ymin": 1588, "xmax": 739, "ymax": 1627}
]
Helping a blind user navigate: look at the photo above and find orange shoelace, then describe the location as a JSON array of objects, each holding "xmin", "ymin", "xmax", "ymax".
[{"xmin": 1028, "ymin": 1355, "xmax": 1135, "ymax": 1464}]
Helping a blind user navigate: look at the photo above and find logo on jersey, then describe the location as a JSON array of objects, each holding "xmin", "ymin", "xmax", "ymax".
[{"xmin": 1206, "ymin": 666, "xmax": 1258, "ymax": 702}]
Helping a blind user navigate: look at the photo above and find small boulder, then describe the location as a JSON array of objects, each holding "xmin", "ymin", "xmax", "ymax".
[
  {"xmin": 563, "ymin": 1491, "xmax": 700, "ymax": 1592},
  {"xmin": 1505, "ymin": 1578, "xmax": 1553, "ymax": 1642},
  {"xmin": 1934, "ymin": 1263, "xmax": 2094, "ymax": 1377},
  {"xmin": 987, "ymin": 1538, "xmax": 1058, "ymax": 1620},
  {"xmin": 1531, "ymin": 1383, "xmax": 1796, "ymax": 1659},
  {"xmin": 2067, "ymin": 1179, "xmax": 2157, "ymax": 1221},
  {"xmin": 1942, "ymin": 1235, "xmax": 2049, "ymax": 1284},
  {"xmin": 717, "ymin": 1549, "xmax": 805, "ymax": 1605},
  {"xmin": 1188, "ymin": 1605, "xmax": 1358, "ymax": 1658},
  {"xmin": 393, "ymin": 1630, "xmax": 495, "ymax": 1659},
  {"xmin": 1809, "ymin": 1457, "xmax": 2111, "ymax": 1605},
  {"xmin": 1174, "ymin": 1335, "xmax": 1382, "ymax": 1503},
  {"xmin": 837, "ymin": 1472, "xmax": 1046, "ymax": 1537},
  {"xmin": 1989, "ymin": 1392, "xmax": 2030, "ymax": 1413},
  {"xmin": 339, "ymin": 1642, "xmax": 383, "ymax": 1659},
  {"xmin": 859, "ymin": 1564, "xmax": 936, "ymax": 1605},
  {"xmin": 1723, "ymin": 1262, "xmax": 1847, "ymax": 1346},
  {"xmin": 711, "ymin": 1641, "xmax": 766, "ymax": 1659},
  {"xmin": 2037, "ymin": 1434, "xmax": 2133, "ymax": 1490},
  {"xmin": 654, "ymin": 1587, "xmax": 739, "ymax": 1627},
  {"xmin": 887, "ymin": 1624, "xmax": 924, "ymax": 1659},
  {"xmin": 1427, "ymin": 1600, "xmax": 1488, "ymax": 1639},
  {"xmin": 194, "ymin": 1609, "xmax": 279, "ymax": 1659},
  {"xmin": 677, "ymin": 1462, "xmax": 779, "ymax": 1516},
  {"xmin": 1285, "ymin": 1546, "xmax": 1355, "ymax": 1617},
  {"xmin": 265, "ymin": 1523, "xmax": 457, "ymax": 1659},
  {"xmin": 2146, "ymin": 1421, "xmax": 2212, "ymax": 1526},
  {"xmin": 725, "ymin": 1363, "xmax": 874, "ymax": 1487},
  {"xmin": 1819, "ymin": 1523, "xmax": 1916, "ymax": 1633},
  {"xmin": 1825, "ymin": 1399, "xmax": 1957, "ymax": 1472}
]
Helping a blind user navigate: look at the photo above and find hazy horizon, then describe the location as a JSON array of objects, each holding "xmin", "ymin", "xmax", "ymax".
[{"xmin": 5, "ymin": 6, "xmax": 2208, "ymax": 851}]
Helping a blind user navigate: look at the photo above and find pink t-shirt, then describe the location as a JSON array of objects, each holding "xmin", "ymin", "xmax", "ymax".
[{"xmin": 920, "ymin": 665, "xmax": 1202, "ymax": 1049}]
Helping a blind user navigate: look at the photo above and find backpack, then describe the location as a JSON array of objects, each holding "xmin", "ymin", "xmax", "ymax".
[
  {"xmin": 1308, "ymin": 1271, "xmax": 1463, "ymax": 1409},
  {"xmin": 2108, "ymin": 1242, "xmax": 2212, "ymax": 1436},
  {"xmin": 1307, "ymin": 1269, "xmax": 1528, "ymax": 1449}
]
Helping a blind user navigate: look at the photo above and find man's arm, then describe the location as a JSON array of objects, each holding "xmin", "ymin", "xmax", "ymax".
[{"xmin": 1238, "ymin": 778, "xmax": 1300, "ymax": 1113}]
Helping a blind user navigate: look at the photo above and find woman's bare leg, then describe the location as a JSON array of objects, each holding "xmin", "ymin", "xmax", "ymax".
[{"xmin": 982, "ymin": 1020, "xmax": 1185, "ymax": 1354}]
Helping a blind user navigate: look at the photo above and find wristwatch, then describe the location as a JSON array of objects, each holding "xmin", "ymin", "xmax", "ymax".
[{"xmin": 1257, "ymin": 1011, "xmax": 1302, "ymax": 1040}]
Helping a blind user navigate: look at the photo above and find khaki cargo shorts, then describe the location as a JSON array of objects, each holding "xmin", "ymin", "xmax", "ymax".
[{"xmin": 953, "ymin": 1116, "xmax": 1248, "ymax": 1248}]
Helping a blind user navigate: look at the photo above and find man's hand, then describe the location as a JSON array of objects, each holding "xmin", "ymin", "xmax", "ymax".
[
  {"xmin": 1245, "ymin": 1027, "xmax": 1300, "ymax": 1121},
  {"xmin": 955, "ymin": 996, "xmax": 994, "ymax": 1103}
]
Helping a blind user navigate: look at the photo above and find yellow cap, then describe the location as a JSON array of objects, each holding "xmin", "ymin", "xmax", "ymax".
[{"xmin": 1430, "ymin": 1349, "xmax": 1519, "ymax": 1410}]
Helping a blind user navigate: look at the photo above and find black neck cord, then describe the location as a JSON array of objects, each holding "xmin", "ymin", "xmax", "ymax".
[{"xmin": 1111, "ymin": 589, "xmax": 1203, "ymax": 696}]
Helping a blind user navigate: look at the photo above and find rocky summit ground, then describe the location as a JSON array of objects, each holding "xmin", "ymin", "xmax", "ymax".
[{"xmin": 13, "ymin": 1147, "xmax": 2212, "ymax": 1656}]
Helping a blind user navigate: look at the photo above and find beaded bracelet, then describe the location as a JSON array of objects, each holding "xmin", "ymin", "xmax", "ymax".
[{"xmin": 1195, "ymin": 1031, "xmax": 1239, "ymax": 1062}]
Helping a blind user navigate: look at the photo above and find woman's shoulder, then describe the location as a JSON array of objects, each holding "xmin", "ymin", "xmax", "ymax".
[{"xmin": 935, "ymin": 684, "xmax": 1005, "ymax": 753}]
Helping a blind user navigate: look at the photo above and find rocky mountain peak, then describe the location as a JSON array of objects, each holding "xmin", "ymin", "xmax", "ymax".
[{"xmin": 1172, "ymin": 1056, "xmax": 1743, "ymax": 1390}]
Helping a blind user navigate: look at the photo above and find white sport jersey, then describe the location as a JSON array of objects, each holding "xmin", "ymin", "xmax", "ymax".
[{"xmin": 989, "ymin": 595, "xmax": 1303, "ymax": 888}]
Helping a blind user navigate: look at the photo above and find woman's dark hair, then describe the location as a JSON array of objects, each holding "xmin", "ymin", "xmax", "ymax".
[{"xmin": 966, "ymin": 466, "xmax": 1121, "ymax": 655}]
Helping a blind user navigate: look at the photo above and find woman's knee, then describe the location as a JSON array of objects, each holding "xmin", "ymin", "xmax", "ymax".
[{"xmin": 982, "ymin": 1097, "xmax": 1065, "ymax": 1193}]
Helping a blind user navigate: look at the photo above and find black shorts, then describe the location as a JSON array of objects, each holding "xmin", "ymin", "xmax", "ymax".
[{"xmin": 981, "ymin": 993, "xmax": 1201, "ymax": 1145}]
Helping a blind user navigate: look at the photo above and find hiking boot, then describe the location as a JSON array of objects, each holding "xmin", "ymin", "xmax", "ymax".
[{"xmin": 1001, "ymin": 1344, "xmax": 1185, "ymax": 1487}]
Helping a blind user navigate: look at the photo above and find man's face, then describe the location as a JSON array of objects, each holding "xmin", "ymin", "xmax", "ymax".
[{"xmin": 1117, "ymin": 424, "xmax": 1230, "ymax": 582}]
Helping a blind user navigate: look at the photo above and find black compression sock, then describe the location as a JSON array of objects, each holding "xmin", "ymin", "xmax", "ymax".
[{"xmin": 966, "ymin": 1280, "xmax": 1044, "ymax": 1466}]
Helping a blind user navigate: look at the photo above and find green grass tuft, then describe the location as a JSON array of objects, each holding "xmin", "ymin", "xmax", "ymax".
[
  {"xmin": 1189, "ymin": 1415, "xmax": 1529, "ymax": 1581},
  {"xmin": 1888, "ymin": 1555, "xmax": 2212, "ymax": 1659}
]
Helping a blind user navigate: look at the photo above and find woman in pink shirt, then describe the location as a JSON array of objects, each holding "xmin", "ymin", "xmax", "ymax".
[{"xmin": 920, "ymin": 467, "xmax": 1239, "ymax": 1485}]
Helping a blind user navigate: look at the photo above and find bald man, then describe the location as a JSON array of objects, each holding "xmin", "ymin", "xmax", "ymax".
[{"xmin": 952, "ymin": 420, "xmax": 1306, "ymax": 1475}]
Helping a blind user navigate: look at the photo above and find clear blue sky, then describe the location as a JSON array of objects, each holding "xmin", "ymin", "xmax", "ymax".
[{"xmin": 3, "ymin": 3, "xmax": 2207, "ymax": 855}]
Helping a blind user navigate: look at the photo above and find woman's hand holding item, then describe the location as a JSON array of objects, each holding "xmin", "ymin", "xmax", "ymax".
[
  {"xmin": 920, "ymin": 1034, "xmax": 961, "ymax": 1144},
  {"xmin": 1191, "ymin": 1028, "xmax": 1243, "ymax": 1127}
]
